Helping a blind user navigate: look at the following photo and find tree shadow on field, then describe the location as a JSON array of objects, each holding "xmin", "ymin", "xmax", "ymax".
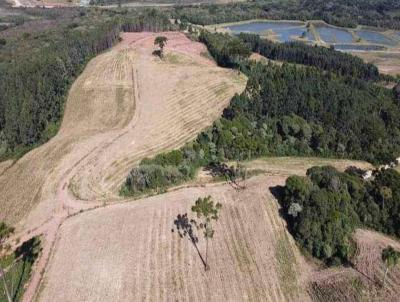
[
  {"xmin": 12, "ymin": 237, "xmax": 41, "ymax": 301},
  {"xmin": 205, "ymin": 162, "xmax": 245, "ymax": 191},
  {"xmin": 348, "ymin": 261, "xmax": 380, "ymax": 286},
  {"xmin": 269, "ymin": 185, "xmax": 286, "ymax": 216},
  {"xmin": 172, "ymin": 213, "xmax": 207, "ymax": 270}
]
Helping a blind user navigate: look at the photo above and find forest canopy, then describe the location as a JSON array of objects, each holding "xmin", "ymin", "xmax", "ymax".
[
  {"xmin": 280, "ymin": 166, "xmax": 400, "ymax": 265},
  {"xmin": 0, "ymin": 8, "xmax": 174, "ymax": 159},
  {"xmin": 171, "ymin": 0, "xmax": 400, "ymax": 30},
  {"xmin": 122, "ymin": 31, "xmax": 400, "ymax": 196}
]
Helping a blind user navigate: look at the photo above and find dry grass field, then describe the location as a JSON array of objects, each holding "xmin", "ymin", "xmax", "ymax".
[
  {"xmin": 0, "ymin": 31, "xmax": 245, "ymax": 230},
  {"xmin": 354, "ymin": 51, "xmax": 400, "ymax": 76},
  {"xmin": 241, "ymin": 157, "xmax": 373, "ymax": 177},
  {"xmin": 311, "ymin": 229, "xmax": 400, "ymax": 302},
  {"xmin": 38, "ymin": 175, "xmax": 312, "ymax": 302},
  {"xmin": 0, "ymin": 32, "xmax": 245, "ymax": 301},
  {"xmin": 2, "ymin": 30, "xmax": 399, "ymax": 302},
  {"xmin": 39, "ymin": 161, "xmax": 396, "ymax": 302}
]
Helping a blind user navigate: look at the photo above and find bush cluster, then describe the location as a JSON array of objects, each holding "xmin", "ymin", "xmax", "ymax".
[{"xmin": 281, "ymin": 166, "xmax": 400, "ymax": 265}]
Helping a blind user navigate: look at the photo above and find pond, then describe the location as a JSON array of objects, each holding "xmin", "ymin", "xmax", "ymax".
[
  {"xmin": 274, "ymin": 27, "xmax": 314, "ymax": 42},
  {"xmin": 315, "ymin": 25, "xmax": 353, "ymax": 44},
  {"xmin": 222, "ymin": 20, "xmax": 400, "ymax": 51},
  {"xmin": 356, "ymin": 30, "xmax": 397, "ymax": 46},
  {"xmin": 226, "ymin": 21, "xmax": 315, "ymax": 42},
  {"xmin": 226, "ymin": 21, "xmax": 305, "ymax": 35}
]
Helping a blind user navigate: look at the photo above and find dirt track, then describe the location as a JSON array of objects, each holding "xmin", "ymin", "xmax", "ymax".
[
  {"xmin": 38, "ymin": 175, "xmax": 312, "ymax": 302},
  {"xmin": 2, "ymin": 31, "xmax": 397, "ymax": 301},
  {"xmin": 0, "ymin": 32, "xmax": 246, "ymax": 301},
  {"xmin": 0, "ymin": 32, "xmax": 246, "ymax": 229}
]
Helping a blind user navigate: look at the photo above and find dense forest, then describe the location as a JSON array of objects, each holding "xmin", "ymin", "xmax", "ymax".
[
  {"xmin": 0, "ymin": 8, "xmax": 174, "ymax": 159},
  {"xmin": 238, "ymin": 33, "xmax": 381, "ymax": 81},
  {"xmin": 171, "ymin": 0, "xmax": 400, "ymax": 30},
  {"xmin": 280, "ymin": 166, "xmax": 400, "ymax": 265},
  {"xmin": 122, "ymin": 31, "xmax": 400, "ymax": 196}
]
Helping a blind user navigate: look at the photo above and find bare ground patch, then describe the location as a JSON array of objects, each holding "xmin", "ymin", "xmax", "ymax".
[{"xmin": 38, "ymin": 176, "xmax": 311, "ymax": 302}]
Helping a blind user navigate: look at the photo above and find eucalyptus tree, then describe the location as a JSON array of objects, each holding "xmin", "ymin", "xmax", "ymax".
[{"xmin": 191, "ymin": 196, "xmax": 222, "ymax": 271}]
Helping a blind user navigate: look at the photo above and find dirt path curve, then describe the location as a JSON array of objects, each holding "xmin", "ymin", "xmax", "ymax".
[{"xmin": 0, "ymin": 32, "xmax": 246, "ymax": 301}]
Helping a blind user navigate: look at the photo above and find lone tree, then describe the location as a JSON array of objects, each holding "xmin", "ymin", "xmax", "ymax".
[
  {"xmin": 154, "ymin": 36, "xmax": 167, "ymax": 58},
  {"xmin": 382, "ymin": 245, "xmax": 400, "ymax": 287},
  {"xmin": 0, "ymin": 222, "xmax": 14, "ymax": 302},
  {"xmin": 191, "ymin": 196, "xmax": 222, "ymax": 271},
  {"xmin": 172, "ymin": 196, "xmax": 222, "ymax": 271}
]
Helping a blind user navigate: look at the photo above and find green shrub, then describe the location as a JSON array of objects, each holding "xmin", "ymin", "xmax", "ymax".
[{"xmin": 281, "ymin": 166, "xmax": 400, "ymax": 265}]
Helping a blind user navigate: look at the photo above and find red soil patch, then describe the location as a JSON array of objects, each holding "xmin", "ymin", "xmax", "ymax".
[{"xmin": 119, "ymin": 31, "xmax": 215, "ymax": 66}]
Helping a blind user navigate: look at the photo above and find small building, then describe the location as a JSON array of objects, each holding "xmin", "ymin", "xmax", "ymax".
[{"xmin": 362, "ymin": 170, "xmax": 373, "ymax": 180}]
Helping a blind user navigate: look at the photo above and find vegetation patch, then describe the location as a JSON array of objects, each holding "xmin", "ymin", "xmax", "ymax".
[
  {"xmin": 0, "ymin": 237, "xmax": 41, "ymax": 302},
  {"xmin": 0, "ymin": 9, "xmax": 175, "ymax": 161},
  {"xmin": 310, "ymin": 275, "xmax": 367, "ymax": 302},
  {"xmin": 280, "ymin": 165, "xmax": 400, "ymax": 265},
  {"xmin": 171, "ymin": 0, "xmax": 400, "ymax": 30},
  {"xmin": 275, "ymin": 232, "xmax": 299, "ymax": 300},
  {"xmin": 122, "ymin": 31, "xmax": 400, "ymax": 196}
]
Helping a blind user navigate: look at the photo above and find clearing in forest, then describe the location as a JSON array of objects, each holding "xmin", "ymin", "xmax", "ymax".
[
  {"xmin": 0, "ymin": 31, "xmax": 246, "ymax": 230},
  {"xmin": 3, "ymin": 30, "xmax": 398, "ymax": 302},
  {"xmin": 0, "ymin": 32, "xmax": 245, "ymax": 301}
]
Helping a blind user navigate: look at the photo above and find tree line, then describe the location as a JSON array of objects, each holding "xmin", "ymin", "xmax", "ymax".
[
  {"xmin": 122, "ymin": 31, "xmax": 400, "ymax": 196},
  {"xmin": 171, "ymin": 0, "xmax": 400, "ymax": 30},
  {"xmin": 0, "ymin": 8, "xmax": 175, "ymax": 160},
  {"xmin": 238, "ymin": 33, "xmax": 382, "ymax": 82}
]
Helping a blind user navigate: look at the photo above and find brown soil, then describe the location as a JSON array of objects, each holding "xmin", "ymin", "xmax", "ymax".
[
  {"xmin": 2, "ymin": 31, "xmax": 397, "ymax": 302},
  {"xmin": 0, "ymin": 32, "xmax": 246, "ymax": 302},
  {"xmin": 38, "ymin": 175, "xmax": 312, "ymax": 302},
  {"xmin": 310, "ymin": 230, "xmax": 400, "ymax": 301}
]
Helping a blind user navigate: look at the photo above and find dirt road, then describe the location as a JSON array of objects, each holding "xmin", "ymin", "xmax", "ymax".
[
  {"xmin": 2, "ymin": 31, "xmax": 392, "ymax": 301},
  {"xmin": 0, "ymin": 32, "xmax": 246, "ymax": 301},
  {"xmin": 38, "ymin": 175, "xmax": 312, "ymax": 302}
]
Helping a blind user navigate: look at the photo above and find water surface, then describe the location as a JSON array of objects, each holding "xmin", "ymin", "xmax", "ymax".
[
  {"xmin": 315, "ymin": 25, "xmax": 353, "ymax": 43},
  {"xmin": 356, "ymin": 30, "xmax": 397, "ymax": 46},
  {"xmin": 226, "ymin": 21, "xmax": 304, "ymax": 34}
]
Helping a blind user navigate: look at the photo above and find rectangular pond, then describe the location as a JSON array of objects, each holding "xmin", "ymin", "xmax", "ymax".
[
  {"xmin": 356, "ymin": 30, "xmax": 397, "ymax": 46},
  {"xmin": 225, "ymin": 21, "xmax": 315, "ymax": 42},
  {"xmin": 274, "ymin": 27, "xmax": 314, "ymax": 42},
  {"xmin": 222, "ymin": 20, "xmax": 400, "ymax": 51},
  {"xmin": 226, "ymin": 21, "xmax": 305, "ymax": 34},
  {"xmin": 315, "ymin": 25, "xmax": 353, "ymax": 44}
]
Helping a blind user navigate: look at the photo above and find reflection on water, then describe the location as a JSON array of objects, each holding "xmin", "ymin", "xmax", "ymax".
[
  {"xmin": 356, "ymin": 30, "xmax": 397, "ymax": 46},
  {"xmin": 315, "ymin": 26, "xmax": 353, "ymax": 43},
  {"xmin": 223, "ymin": 21, "xmax": 400, "ymax": 52},
  {"xmin": 226, "ymin": 21, "xmax": 304, "ymax": 34},
  {"xmin": 275, "ymin": 27, "xmax": 314, "ymax": 42}
]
